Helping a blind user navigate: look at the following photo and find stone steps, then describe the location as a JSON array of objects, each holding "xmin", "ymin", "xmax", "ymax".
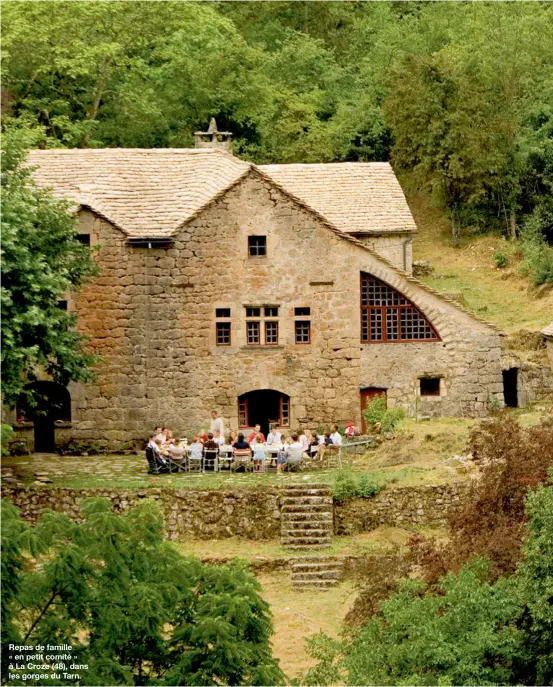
[
  {"xmin": 290, "ymin": 558, "xmax": 344, "ymax": 590},
  {"xmin": 280, "ymin": 483, "xmax": 334, "ymax": 553},
  {"xmin": 282, "ymin": 521, "xmax": 333, "ymax": 531}
]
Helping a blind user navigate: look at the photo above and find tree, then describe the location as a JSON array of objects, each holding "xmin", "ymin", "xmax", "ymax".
[
  {"xmin": 1, "ymin": 128, "xmax": 98, "ymax": 412},
  {"xmin": 1, "ymin": 497, "xmax": 284, "ymax": 686},
  {"xmin": 305, "ymin": 478, "xmax": 553, "ymax": 687}
]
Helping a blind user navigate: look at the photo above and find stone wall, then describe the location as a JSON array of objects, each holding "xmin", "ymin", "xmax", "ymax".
[
  {"xmin": 334, "ymin": 482, "xmax": 469, "ymax": 535},
  {"xmin": 2, "ymin": 486, "xmax": 281, "ymax": 541},
  {"xmin": 8, "ymin": 171, "xmax": 504, "ymax": 449},
  {"xmin": 355, "ymin": 233, "xmax": 413, "ymax": 273},
  {"xmin": 2, "ymin": 482, "xmax": 468, "ymax": 540}
]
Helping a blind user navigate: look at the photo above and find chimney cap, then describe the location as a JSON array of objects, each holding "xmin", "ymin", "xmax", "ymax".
[
  {"xmin": 194, "ymin": 117, "xmax": 233, "ymax": 151},
  {"xmin": 194, "ymin": 117, "xmax": 232, "ymax": 137}
]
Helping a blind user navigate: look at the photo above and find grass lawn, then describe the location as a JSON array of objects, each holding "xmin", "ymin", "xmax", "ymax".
[
  {"xmin": 3, "ymin": 405, "xmax": 549, "ymax": 489},
  {"xmin": 258, "ymin": 572, "xmax": 355, "ymax": 680},
  {"xmin": 404, "ymin": 177, "xmax": 553, "ymax": 335}
]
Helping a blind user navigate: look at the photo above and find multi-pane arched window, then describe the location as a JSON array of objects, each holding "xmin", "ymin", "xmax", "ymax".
[{"xmin": 361, "ymin": 274, "xmax": 440, "ymax": 343}]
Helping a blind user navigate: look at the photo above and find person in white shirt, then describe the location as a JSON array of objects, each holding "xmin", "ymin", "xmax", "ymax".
[
  {"xmin": 210, "ymin": 410, "xmax": 225, "ymax": 437},
  {"xmin": 277, "ymin": 434, "xmax": 304, "ymax": 474},
  {"xmin": 213, "ymin": 430, "xmax": 224, "ymax": 447},
  {"xmin": 154, "ymin": 427, "xmax": 165, "ymax": 445},
  {"xmin": 266, "ymin": 424, "xmax": 282, "ymax": 446},
  {"xmin": 189, "ymin": 436, "xmax": 204, "ymax": 461},
  {"xmin": 298, "ymin": 430, "xmax": 309, "ymax": 454},
  {"xmin": 329, "ymin": 424, "xmax": 342, "ymax": 446}
]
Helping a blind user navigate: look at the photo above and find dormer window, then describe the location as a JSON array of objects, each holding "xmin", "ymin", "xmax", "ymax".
[{"xmin": 248, "ymin": 236, "xmax": 267, "ymax": 257}]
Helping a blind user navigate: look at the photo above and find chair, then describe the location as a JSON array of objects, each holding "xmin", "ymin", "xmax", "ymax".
[
  {"xmin": 322, "ymin": 444, "xmax": 342, "ymax": 469},
  {"xmin": 218, "ymin": 446, "xmax": 234, "ymax": 472},
  {"xmin": 232, "ymin": 448, "xmax": 252, "ymax": 473},
  {"xmin": 202, "ymin": 448, "xmax": 219, "ymax": 473},
  {"xmin": 188, "ymin": 448, "xmax": 202, "ymax": 473},
  {"xmin": 145, "ymin": 446, "xmax": 169, "ymax": 475}
]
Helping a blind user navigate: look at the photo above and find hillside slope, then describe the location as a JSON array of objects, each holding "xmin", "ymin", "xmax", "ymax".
[{"xmin": 403, "ymin": 179, "xmax": 553, "ymax": 335}]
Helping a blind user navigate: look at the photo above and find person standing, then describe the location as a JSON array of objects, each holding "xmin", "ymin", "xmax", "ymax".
[{"xmin": 210, "ymin": 410, "xmax": 225, "ymax": 437}]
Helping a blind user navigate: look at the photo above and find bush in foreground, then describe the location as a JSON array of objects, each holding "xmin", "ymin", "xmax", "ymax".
[
  {"xmin": 305, "ymin": 478, "xmax": 553, "ymax": 686},
  {"xmin": 1, "ymin": 498, "xmax": 284, "ymax": 686}
]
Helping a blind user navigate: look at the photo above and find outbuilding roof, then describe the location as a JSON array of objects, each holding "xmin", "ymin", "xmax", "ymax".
[
  {"xmin": 259, "ymin": 162, "xmax": 416, "ymax": 235},
  {"xmin": 541, "ymin": 322, "xmax": 553, "ymax": 338},
  {"xmin": 27, "ymin": 149, "xmax": 416, "ymax": 238}
]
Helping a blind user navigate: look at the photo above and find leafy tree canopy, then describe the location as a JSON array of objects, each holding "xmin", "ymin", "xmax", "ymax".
[
  {"xmin": 1, "ymin": 128, "xmax": 98, "ymax": 412},
  {"xmin": 1, "ymin": 497, "xmax": 285, "ymax": 686}
]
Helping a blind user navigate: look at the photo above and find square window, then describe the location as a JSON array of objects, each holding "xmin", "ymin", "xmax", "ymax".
[
  {"xmin": 216, "ymin": 308, "xmax": 231, "ymax": 318},
  {"xmin": 245, "ymin": 307, "xmax": 261, "ymax": 318},
  {"xmin": 295, "ymin": 307, "xmax": 310, "ymax": 317},
  {"xmin": 247, "ymin": 321, "xmax": 260, "ymax": 345},
  {"xmin": 216, "ymin": 322, "xmax": 231, "ymax": 345},
  {"xmin": 420, "ymin": 378, "xmax": 440, "ymax": 396},
  {"xmin": 265, "ymin": 321, "xmax": 279, "ymax": 345},
  {"xmin": 76, "ymin": 234, "xmax": 91, "ymax": 246},
  {"xmin": 57, "ymin": 300, "xmax": 68, "ymax": 311},
  {"xmin": 248, "ymin": 236, "xmax": 267, "ymax": 257},
  {"xmin": 295, "ymin": 321, "xmax": 310, "ymax": 344},
  {"xmin": 264, "ymin": 306, "xmax": 279, "ymax": 317}
]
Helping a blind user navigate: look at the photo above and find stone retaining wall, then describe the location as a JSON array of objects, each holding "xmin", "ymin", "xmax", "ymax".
[
  {"xmin": 1, "ymin": 486, "xmax": 281, "ymax": 541},
  {"xmin": 334, "ymin": 482, "xmax": 469, "ymax": 535},
  {"xmin": 2, "ymin": 482, "xmax": 468, "ymax": 540}
]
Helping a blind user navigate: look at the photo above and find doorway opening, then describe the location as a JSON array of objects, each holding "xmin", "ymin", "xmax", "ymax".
[
  {"xmin": 360, "ymin": 387, "xmax": 387, "ymax": 433},
  {"xmin": 502, "ymin": 368, "xmax": 518, "ymax": 408},
  {"xmin": 238, "ymin": 390, "xmax": 290, "ymax": 437},
  {"xmin": 18, "ymin": 382, "xmax": 71, "ymax": 452}
]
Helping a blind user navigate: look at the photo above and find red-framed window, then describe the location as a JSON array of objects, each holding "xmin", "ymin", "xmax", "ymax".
[
  {"xmin": 265, "ymin": 321, "xmax": 279, "ymax": 345},
  {"xmin": 361, "ymin": 274, "xmax": 440, "ymax": 343},
  {"xmin": 295, "ymin": 320, "xmax": 310, "ymax": 344},
  {"xmin": 216, "ymin": 322, "xmax": 231, "ymax": 346},
  {"xmin": 247, "ymin": 321, "xmax": 260, "ymax": 345}
]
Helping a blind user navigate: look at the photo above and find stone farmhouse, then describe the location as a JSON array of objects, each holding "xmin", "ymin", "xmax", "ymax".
[{"xmin": 11, "ymin": 121, "xmax": 509, "ymax": 451}]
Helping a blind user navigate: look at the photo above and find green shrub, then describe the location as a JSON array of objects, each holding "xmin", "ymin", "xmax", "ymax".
[
  {"xmin": 494, "ymin": 251, "xmax": 508, "ymax": 268},
  {"xmin": 1, "ymin": 424, "xmax": 14, "ymax": 456},
  {"xmin": 363, "ymin": 397, "xmax": 405, "ymax": 435},
  {"xmin": 333, "ymin": 471, "xmax": 384, "ymax": 502}
]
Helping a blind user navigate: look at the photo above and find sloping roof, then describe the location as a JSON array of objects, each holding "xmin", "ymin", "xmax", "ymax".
[
  {"xmin": 26, "ymin": 148, "xmax": 250, "ymax": 238},
  {"xmin": 542, "ymin": 322, "xmax": 553, "ymax": 338},
  {"xmin": 259, "ymin": 162, "xmax": 417, "ymax": 235},
  {"xmin": 27, "ymin": 150, "xmax": 416, "ymax": 237}
]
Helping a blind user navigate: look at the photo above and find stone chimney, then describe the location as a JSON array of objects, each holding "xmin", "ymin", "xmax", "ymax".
[{"xmin": 194, "ymin": 118, "xmax": 232, "ymax": 152}]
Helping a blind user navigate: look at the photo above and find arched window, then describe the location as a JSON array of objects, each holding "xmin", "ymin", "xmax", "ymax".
[{"xmin": 361, "ymin": 274, "xmax": 440, "ymax": 343}]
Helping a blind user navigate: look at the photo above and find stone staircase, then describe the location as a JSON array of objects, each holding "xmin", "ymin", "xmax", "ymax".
[
  {"xmin": 280, "ymin": 483, "xmax": 333, "ymax": 551},
  {"xmin": 290, "ymin": 557, "xmax": 344, "ymax": 590}
]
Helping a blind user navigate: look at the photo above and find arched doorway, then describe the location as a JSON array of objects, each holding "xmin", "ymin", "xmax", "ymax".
[
  {"xmin": 238, "ymin": 390, "xmax": 290, "ymax": 437},
  {"xmin": 18, "ymin": 382, "xmax": 71, "ymax": 452}
]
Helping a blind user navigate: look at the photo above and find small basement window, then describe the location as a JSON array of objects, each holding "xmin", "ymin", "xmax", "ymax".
[
  {"xmin": 76, "ymin": 234, "xmax": 91, "ymax": 246},
  {"xmin": 57, "ymin": 300, "xmax": 68, "ymax": 311},
  {"xmin": 216, "ymin": 308, "xmax": 231, "ymax": 318},
  {"xmin": 420, "ymin": 378, "xmax": 441, "ymax": 396},
  {"xmin": 248, "ymin": 236, "xmax": 267, "ymax": 257}
]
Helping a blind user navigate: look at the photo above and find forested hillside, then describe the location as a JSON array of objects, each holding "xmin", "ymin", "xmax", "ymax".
[{"xmin": 2, "ymin": 1, "xmax": 552, "ymax": 280}]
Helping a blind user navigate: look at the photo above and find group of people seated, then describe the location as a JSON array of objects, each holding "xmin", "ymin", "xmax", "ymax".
[{"xmin": 144, "ymin": 409, "xmax": 346, "ymax": 475}]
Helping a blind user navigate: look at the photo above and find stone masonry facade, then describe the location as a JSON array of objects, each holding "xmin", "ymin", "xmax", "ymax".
[{"xmin": 8, "ymin": 157, "xmax": 506, "ymax": 449}]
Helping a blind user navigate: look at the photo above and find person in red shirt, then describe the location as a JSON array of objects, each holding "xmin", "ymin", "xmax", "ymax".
[{"xmin": 248, "ymin": 424, "xmax": 265, "ymax": 443}]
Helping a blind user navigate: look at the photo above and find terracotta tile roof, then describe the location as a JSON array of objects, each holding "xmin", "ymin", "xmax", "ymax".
[
  {"xmin": 26, "ymin": 148, "xmax": 250, "ymax": 238},
  {"xmin": 259, "ymin": 162, "xmax": 416, "ymax": 235},
  {"xmin": 542, "ymin": 322, "xmax": 553, "ymax": 338},
  {"xmin": 27, "ymin": 150, "xmax": 416, "ymax": 237}
]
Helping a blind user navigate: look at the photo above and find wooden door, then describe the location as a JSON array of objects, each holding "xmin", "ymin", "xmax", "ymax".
[{"xmin": 360, "ymin": 388, "xmax": 387, "ymax": 433}]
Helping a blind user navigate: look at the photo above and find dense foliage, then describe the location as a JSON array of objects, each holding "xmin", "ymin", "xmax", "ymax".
[
  {"xmin": 1, "ymin": 497, "xmax": 284, "ymax": 686},
  {"xmin": 1, "ymin": 130, "xmax": 98, "ymax": 412},
  {"xmin": 2, "ymin": 1, "xmax": 552, "ymax": 258},
  {"xmin": 305, "ymin": 478, "xmax": 553, "ymax": 686},
  {"xmin": 410, "ymin": 415, "xmax": 553, "ymax": 581}
]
